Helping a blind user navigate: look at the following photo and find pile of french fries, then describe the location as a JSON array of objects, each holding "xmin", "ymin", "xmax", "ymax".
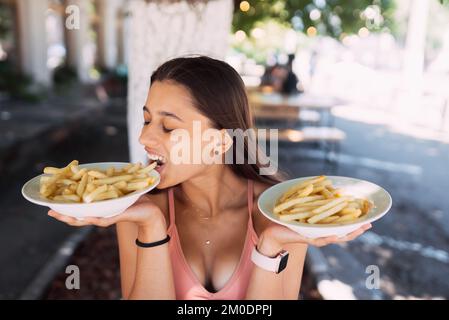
[
  {"xmin": 39, "ymin": 160, "xmax": 157, "ymax": 203},
  {"xmin": 274, "ymin": 175, "xmax": 373, "ymax": 224}
]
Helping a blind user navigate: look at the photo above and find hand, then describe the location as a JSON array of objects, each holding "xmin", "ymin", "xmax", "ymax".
[
  {"xmin": 257, "ymin": 223, "xmax": 372, "ymax": 257},
  {"xmin": 47, "ymin": 195, "xmax": 166, "ymax": 229}
]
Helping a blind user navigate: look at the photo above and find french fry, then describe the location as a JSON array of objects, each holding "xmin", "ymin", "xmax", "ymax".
[
  {"xmin": 109, "ymin": 185, "xmax": 124, "ymax": 197},
  {"xmin": 83, "ymin": 185, "xmax": 108, "ymax": 203},
  {"xmin": 127, "ymin": 162, "xmax": 142, "ymax": 173},
  {"xmin": 76, "ymin": 173, "xmax": 88, "ymax": 197},
  {"xmin": 313, "ymin": 179, "xmax": 332, "ymax": 188},
  {"xmin": 40, "ymin": 183, "xmax": 57, "ymax": 198},
  {"xmin": 318, "ymin": 216, "xmax": 340, "ymax": 224},
  {"xmin": 71, "ymin": 168, "xmax": 87, "ymax": 181},
  {"xmin": 129, "ymin": 177, "xmax": 154, "ymax": 184},
  {"xmin": 92, "ymin": 190, "xmax": 119, "ymax": 201},
  {"xmin": 126, "ymin": 181, "xmax": 150, "ymax": 191},
  {"xmin": 112, "ymin": 181, "xmax": 127, "ymax": 190},
  {"xmin": 287, "ymin": 206, "xmax": 315, "ymax": 214},
  {"xmin": 307, "ymin": 201, "xmax": 348, "ymax": 224},
  {"xmin": 43, "ymin": 167, "xmax": 63, "ymax": 175},
  {"xmin": 336, "ymin": 210, "xmax": 362, "ymax": 223},
  {"xmin": 320, "ymin": 187, "xmax": 334, "ymax": 199},
  {"xmin": 56, "ymin": 178, "xmax": 76, "ymax": 186},
  {"xmin": 311, "ymin": 197, "xmax": 350, "ymax": 214},
  {"xmin": 279, "ymin": 211, "xmax": 315, "ymax": 221},
  {"xmin": 138, "ymin": 162, "xmax": 157, "ymax": 174},
  {"xmin": 62, "ymin": 187, "xmax": 74, "ymax": 195},
  {"xmin": 279, "ymin": 176, "xmax": 326, "ymax": 202},
  {"xmin": 274, "ymin": 195, "xmax": 324, "ymax": 214},
  {"xmin": 40, "ymin": 160, "xmax": 157, "ymax": 203},
  {"xmin": 122, "ymin": 163, "xmax": 133, "ymax": 171},
  {"xmin": 93, "ymin": 175, "xmax": 134, "ymax": 185},
  {"xmin": 298, "ymin": 184, "xmax": 314, "ymax": 197},
  {"xmin": 274, "ymin": 176, "xmax": 373, "ymax": 225},
  {"xmin": 88, "ymin": 170, "xmax": 108, "ymax": 179},
  {"xmin": 106, "ymin": 167, "xmax": 114, "ymax": 177},
  {"xmin": 53, "ymin": 194, "xmax": 80, "ymax": 202},
  {"xmin": 86, "ymin": 183, "xmax": 96, "ymax": 193}
]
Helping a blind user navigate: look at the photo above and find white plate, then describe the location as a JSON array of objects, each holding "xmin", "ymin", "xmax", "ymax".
[
  {"xmin": 22, "ymin": 162, "xmax": 160, "ymax": 219},
  {"xmin": 258, "ymin": 176, "xmax": 392, "ymax": 239}
]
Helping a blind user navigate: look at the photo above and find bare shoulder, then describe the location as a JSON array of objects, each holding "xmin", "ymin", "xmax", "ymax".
[{"xmin": 251, "ymin": 180, "xmax": 279, "ymax": 237}]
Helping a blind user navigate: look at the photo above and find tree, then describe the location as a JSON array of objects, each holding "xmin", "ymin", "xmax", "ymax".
[{"xmin": 232, "ymin": 0, "xmax": 396, "ymax": 38}]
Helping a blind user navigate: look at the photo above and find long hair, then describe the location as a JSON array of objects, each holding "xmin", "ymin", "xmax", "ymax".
[{"xmin": 150, "ymin": 55, "xmax": 286, "ymax": 186}]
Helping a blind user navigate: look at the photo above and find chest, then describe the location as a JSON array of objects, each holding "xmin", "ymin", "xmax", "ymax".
[{"xmin": 175, "ymin": 208, "xmax": 250, "ymax": 293}]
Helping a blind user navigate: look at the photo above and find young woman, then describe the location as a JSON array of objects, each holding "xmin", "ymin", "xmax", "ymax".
[{"xmin": 48, "ymin": 56, "xmax": 371, "ymax": 300}]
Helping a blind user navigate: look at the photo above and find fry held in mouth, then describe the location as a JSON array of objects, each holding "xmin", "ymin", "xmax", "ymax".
[
  {"xmin": 274, "ymin": 175, "xmax": 373, "ymax": 224},
  {"xmin": 39, "ymin": 160, "xmax": 157, "ymax": 203}
]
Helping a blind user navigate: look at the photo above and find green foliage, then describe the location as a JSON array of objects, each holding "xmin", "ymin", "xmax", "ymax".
[
  {"xmin": 233, "ymin": 0, "xmax": 396, "ymax": 38},
  {"xmin": 0, "ymin": 3, "xmax": 14, "ymax": 40},
  {"xmin": 0, "ymin": 61, "xmax": 46, "ymax": 103}
]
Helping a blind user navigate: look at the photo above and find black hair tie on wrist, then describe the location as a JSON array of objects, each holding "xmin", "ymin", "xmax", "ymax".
[{"xmin": 135, "ymin": 235, "xmax": 170, "ymax": 248}]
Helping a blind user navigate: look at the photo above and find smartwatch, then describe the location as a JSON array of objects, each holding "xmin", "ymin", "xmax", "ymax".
[{"xmin": 251, "ymin": 247, "xmax": 289, "ymax": 274}]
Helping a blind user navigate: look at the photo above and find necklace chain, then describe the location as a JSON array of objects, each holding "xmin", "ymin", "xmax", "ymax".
[{"xmin": 181, "ymin": 189, "xmax": 213, "ymax": 245}]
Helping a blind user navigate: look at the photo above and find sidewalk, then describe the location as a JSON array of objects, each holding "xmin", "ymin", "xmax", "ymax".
[{"xmin": 0, "ymin": 86, "xmax": 129, "ymax": 299}]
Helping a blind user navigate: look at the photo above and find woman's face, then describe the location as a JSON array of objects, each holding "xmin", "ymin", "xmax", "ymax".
[{"xmin": 139, "ymin": 81, "xmax": 221, "ymax": 189}]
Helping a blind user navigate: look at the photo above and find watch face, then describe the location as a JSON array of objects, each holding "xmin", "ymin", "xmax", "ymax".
[{"xmin": 277, "ymin": 252, "xmax": 289, "ymax": 273}]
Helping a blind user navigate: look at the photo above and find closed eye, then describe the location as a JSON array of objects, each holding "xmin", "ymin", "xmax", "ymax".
[{"xmin": 143, "ymin": 120, "xmax": 173, "ymax": 133}]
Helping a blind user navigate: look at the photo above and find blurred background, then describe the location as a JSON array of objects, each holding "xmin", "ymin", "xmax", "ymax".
[{"xmin": 1, "ymin": 0, "xmax": 448, "ymax": 300}]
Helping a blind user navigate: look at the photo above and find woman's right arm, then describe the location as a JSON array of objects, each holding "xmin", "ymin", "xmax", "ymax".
[
  {"xmin": 116, "ymin": 195, "xmax": 175, "ymax": 300},
  {"xmin": 119, "ymin": 219, "xmax": 175, "ymax": 300},
  {"xmin": 48, "ymin": 194, "xmax": 176, "ymax": 300}
]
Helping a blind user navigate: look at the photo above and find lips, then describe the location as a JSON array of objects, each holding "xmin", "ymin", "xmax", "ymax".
[{"xmin": 145, "ymin": 148, "xmax": 167, "ymax": 172}]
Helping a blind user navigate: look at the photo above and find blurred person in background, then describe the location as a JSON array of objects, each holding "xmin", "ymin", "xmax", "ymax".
[{"xmin": 260, "ymin": 54, "xmax": 302, "ymax": 95}]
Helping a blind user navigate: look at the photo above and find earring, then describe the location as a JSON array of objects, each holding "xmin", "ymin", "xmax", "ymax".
[{"xmin": 214, "ymin": 150, "xmax": 220, "ymax": 155}]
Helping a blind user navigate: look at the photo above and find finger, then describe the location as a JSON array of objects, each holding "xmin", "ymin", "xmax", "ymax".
[
  {"xmin": 362, "ymin": 223, "xmax": 372, "ymax": 230},
  {"xmin": 48, "ymin": 211, "xmax": 86, "ymax": 226},
  {"xmin": 337, "ymin": 226, "xmax": 368, "ymax": 242},
  {"xmin": 317, "ymin": 236, "xmax": 339, "ymax": 246},
  {"xmin": 82, "ymin": 214, "xmax": 120, "ymax": 227},
  {"xmin": 311, "ymin": 238, "xmax": 331, "ymax": 247}
]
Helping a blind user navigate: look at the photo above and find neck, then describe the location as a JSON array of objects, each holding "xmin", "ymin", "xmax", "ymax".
[{"xmin": 178, "ymin": 165, "xmax": 248, "ymax": 218}]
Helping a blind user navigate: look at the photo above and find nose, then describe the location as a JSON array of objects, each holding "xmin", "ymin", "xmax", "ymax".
[{"xmin": 139, "ymin": 124, "xmax": 160, "ymax": 148}]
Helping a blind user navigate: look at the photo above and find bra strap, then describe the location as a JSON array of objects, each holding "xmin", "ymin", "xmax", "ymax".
[
  {"xmin": 247, "ymin": 179, "xmax": 254, "ymax": 224},
  {"xmin": 168, "ymin": 188, "xmax": 176, "ymax": 226}
]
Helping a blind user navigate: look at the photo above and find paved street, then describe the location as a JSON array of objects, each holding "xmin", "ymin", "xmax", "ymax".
[
  {"xmin": 1, "ymin": 97, "xmax": 448, "ymax": 299},
  {"xmin": 281, "ymin": 115, "xmax": 449, "ymax": 299}
]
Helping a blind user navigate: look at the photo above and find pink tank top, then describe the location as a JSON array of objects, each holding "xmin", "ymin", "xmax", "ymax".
[{"xmin": 167, "ymin": 179, "xmax": 259, "ymax": 300}]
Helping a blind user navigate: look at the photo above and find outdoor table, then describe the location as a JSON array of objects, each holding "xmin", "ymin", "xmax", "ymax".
[{"xmin": 249, "ymin": 91, "xmax": 345, "ymax": 127}]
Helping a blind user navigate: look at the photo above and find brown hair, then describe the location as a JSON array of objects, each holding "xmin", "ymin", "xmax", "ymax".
[{"xmin": 150, "ymin": 55, "xmax": 286, "ymax": 186}]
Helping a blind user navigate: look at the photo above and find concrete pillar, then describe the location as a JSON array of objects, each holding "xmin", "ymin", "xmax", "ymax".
[
  {"xmin": 64, "ymin": 0, "xmax": 91, "ymax": 82},
  {"xmin": 17, "ymin": 0, "xmax": 51, "ymax": 85},
  {"xmin": 127, "ymin": 0, "xmax": 233, "ymax": 163},
  {"xmin": 117, "ymin": 1, "xmax": 130, "ymax": 66},
  {"xmin": 96, "ymin": 0, "xmax": 122, "ymax": 70}
]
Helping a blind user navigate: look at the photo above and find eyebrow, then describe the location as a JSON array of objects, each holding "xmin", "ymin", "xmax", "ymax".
[{"xmin": 142, "ymin": 106, "xmax": 184, "ymax": 122}]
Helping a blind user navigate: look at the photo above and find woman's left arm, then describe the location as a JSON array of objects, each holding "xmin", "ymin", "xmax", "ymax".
[{"xmin": 245, "ymin": 223, "xmax": 372, "ymax": 299}]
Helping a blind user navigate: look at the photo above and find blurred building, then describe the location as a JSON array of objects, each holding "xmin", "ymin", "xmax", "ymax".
[{"xmin": 1, "ymin": 0, "xmax": 129, "ymax": 85}]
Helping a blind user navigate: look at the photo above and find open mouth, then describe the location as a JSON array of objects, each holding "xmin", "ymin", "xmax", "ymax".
[{"xmin": 146, "ymin": 151, "xmax": 167, "ymax": 171}]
